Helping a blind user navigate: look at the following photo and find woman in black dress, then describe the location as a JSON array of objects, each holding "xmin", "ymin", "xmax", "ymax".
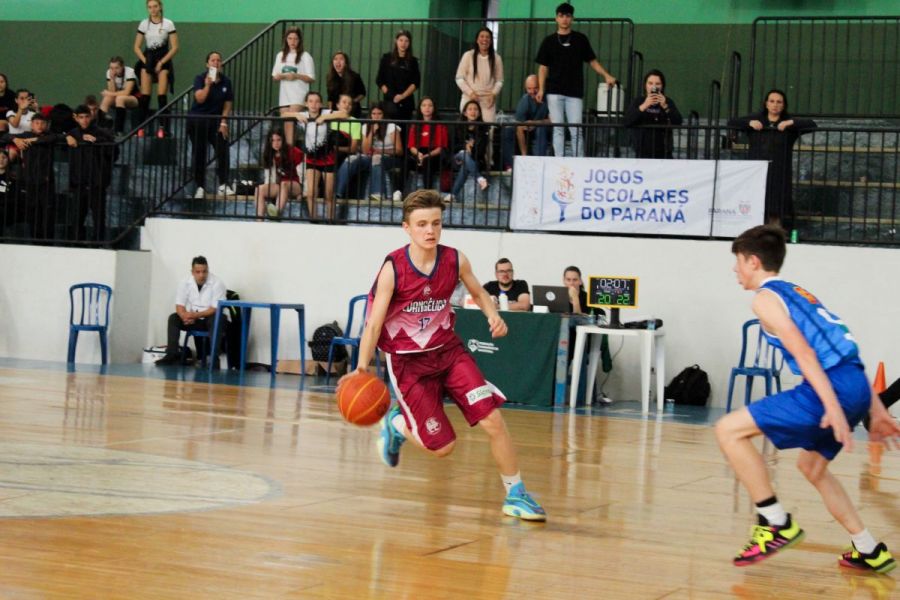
[
  {"xmin": 375, "ymin": 30, "xmax": 420, "ymax": 122},
  {"xmin": 729, "ymin": 89, "xmax": 816, "ymax": 226}
]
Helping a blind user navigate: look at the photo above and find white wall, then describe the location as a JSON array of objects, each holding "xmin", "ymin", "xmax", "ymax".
[
  {"xmin": 0, "ymin": 244, "xmax": 151, "ymax": 364},
  {"xmin": 140, "ymin": 218, "xmax": 900, "ymax": 408}
]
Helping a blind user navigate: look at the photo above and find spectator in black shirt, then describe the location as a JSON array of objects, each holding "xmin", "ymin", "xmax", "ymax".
[
  {"xmin": 375, "ymin": 30, "xmax": 420, "ymax": 123},
  {"xmin": 535, "ymin": 2, "xmax": 616, "ymax": 158},
  {"xmin": 0, "ymin": 74, "xmax": 15, "ymax": 132},
  {"xmin": 483, "ymin": 258, "xmax": 531, "ymax": 312},
  {"xmin": 3, "ymin": 113, "xmax": 63, "ymax": 239},
  {"xmin": 728, "ymin": 89, "xmax": 816, "ymax": 226},
  {"xmin": 624, "ymin": 69, "xmax": 683, "ymax": 159},
  {"xmin": 66, "ymin": 105, "xmax": 116, "ymax": 242},
  {"xmin": 327, "ymin": 51, "xmax": 366, "ymax": 118},
  {"xmin": 187, "ymin": 51, "xmax": 235, "ymax": 198}
]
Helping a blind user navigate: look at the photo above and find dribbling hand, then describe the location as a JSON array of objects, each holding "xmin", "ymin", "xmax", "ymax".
[{"xmin": 337, "ymin": 366, "xmax": 367, "ymax": 388}]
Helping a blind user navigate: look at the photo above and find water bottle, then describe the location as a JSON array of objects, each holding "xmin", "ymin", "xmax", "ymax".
[
  {"xmin": 790, "ymin": 229, "xmax": 799, "ymax": 244},
  {"xmin": 498, "ymin": 291, "xmax": 510, "ymax": 311}
]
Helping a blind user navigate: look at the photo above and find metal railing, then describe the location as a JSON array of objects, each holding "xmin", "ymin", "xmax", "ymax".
[
  {"xmin": 749, "ymin": 16, "xmax": 900, "ymax": 118},
  {"xmin": 2, "ymin": 117, "xmax": 898, "ymax": 247}
]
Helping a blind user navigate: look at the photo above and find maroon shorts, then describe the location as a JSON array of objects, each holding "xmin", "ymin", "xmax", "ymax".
[{"xmin": 385, "ymin": 338, "xmax": 505, "ymax": 451}]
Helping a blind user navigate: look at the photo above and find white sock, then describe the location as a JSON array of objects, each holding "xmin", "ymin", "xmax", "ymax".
[
  {"xmin": 391, "ymin": 414, "xmax": 407, "ymax": 439},
  {"xmin": 501, "ymin": 472, "xmax": 522, "ymax": 494},
  {"xmin": 756, "ymin": 502, "xmax": 788, "ymax": 527},
  {"xmin": 850, "ymin": 529, "xmax": 878, "ymax": 554}
]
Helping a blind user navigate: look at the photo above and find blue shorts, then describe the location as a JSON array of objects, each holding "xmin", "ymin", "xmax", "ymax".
[{"xmin": 748, "ymin": 362, "xmax": 870, "ymax": 460}]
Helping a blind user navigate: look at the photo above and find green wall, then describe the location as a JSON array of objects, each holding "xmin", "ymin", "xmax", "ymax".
[
  {"xmin": 499, "ymin": 1, "xmax": 899, "ymax": 24},
  {"xmin": 0, "ymin": 0, "xmax": 432, "ymax": 22}
]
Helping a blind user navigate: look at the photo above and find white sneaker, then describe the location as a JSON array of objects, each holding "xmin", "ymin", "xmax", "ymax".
[
  {"xmin": 441, "ymin": 193, "xmax": 455, "ymax": 203},
  {"xmin": 369, "ymin": 193, "xmax": 383, "ymax": 201},
  {"xmin": 218, "ymin": 183, "xmax": 237, "ymax": 196},
  {"xmin": 193, "ymin": 186, "xmax": 205, "ymax": 199},
  {"xmin": 477, "ymin": 176, "xmax": 489, "ymax": 191},
  {"xmin": 266, "ymin": 203, "xmax": 279, "ymax": 218},
  {"xmin": 392, "ymin": 190, "xmax": 403, "ymax": 202}
]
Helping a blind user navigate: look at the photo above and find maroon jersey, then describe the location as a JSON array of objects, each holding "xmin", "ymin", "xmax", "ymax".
[{"xmin": 369, "ymin": 244, "xmax": 459, "ymax": 354}]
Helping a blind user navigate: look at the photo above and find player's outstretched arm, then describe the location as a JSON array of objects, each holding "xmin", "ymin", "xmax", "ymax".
[
  {"xmin": 458, "ymin": 251, "xmax": 507, "ymax": 339},
  {"xmin": 338, "ymin": 263, "xmax": 394, "ymax": 386},
  {"xmin": 753, "ymin": 290, "xmax": 853, "ymax": 450},
  {"xmin": 867, "ymin": 389, "xmax": 900, "ymax": 449}
]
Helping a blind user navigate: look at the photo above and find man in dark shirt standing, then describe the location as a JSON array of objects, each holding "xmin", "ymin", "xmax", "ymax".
[
  {"xmin": 187, "ymin": 51, "xmax": 235, "ymax": 198},
  {"xmin": 535, "ymin": 2, "xmax": 616, "ymax": 158},
  {"xmin": 66, "ymin": 105, "xmax": 116, "ymax": 242},
  {"xmin": 483, "ymin": 258, "xmax": 531, "ymax": 312}
]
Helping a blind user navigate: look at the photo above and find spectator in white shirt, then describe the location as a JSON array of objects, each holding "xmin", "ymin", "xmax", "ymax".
[{"xmin": 155, "ymin": 255, "xmax": 227, "ymax": 366}]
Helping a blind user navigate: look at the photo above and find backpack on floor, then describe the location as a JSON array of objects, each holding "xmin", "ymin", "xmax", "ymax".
[
  {"xmin": 665, "ymin": 364, "xmax": 710, "ymax": 406},
  {"xmin": 309, "ymin": 321, "xmax": 347, "ymax": 362}
]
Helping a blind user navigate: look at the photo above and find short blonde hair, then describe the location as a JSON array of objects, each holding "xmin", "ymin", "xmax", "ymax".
[{"xmin": 402, "ymin": 189, "xmax": 445, "ymax": 222}]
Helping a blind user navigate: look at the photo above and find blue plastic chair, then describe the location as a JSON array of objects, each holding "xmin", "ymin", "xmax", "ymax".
[
  {"xmin": 726, "ymin": 319, "xmax": 784, "ymax": 412},
  {"xmin": 181, "ymin": 329, "xmax": 211, "ymax": 367},
  {"xmin": 67, "ymin": 283, "xmax": 112, "ymax": 364},
  {"xmin": 326, "ymin": 294, "xmax": 379, "ymax": 383}
]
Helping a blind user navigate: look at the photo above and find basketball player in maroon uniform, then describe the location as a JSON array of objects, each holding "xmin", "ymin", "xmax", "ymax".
[{"xmin": 341, "ymin": 189, "xmax": 546, "ymax": 520}]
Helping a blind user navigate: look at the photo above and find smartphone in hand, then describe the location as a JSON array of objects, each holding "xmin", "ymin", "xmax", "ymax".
[{"xmin": 208, "ymin": 67, "xmax": 218, "ymax": 81}]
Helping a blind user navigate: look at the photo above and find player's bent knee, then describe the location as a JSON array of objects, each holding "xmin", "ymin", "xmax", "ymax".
[
  {"xmin": 796, "ymin": 452, "xmax": 827, "ymax": 482},
  {"xmin": 431, "ymin": 441, "xmax": 456, "ymax": 458}
]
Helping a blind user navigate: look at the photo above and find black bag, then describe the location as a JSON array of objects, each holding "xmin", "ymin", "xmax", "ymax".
[
  {"xmin": 665, "ymin": 364, "xmax": 710, "ymax": 406},
  {"xmin": 309, "ymin": 321, "xmax": 347, "ymax": 362}
]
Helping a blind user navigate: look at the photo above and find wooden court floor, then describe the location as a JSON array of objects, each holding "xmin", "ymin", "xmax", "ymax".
[{"xmin": 0, "ymin": 366, "xmax": 897, "ymax": 599}]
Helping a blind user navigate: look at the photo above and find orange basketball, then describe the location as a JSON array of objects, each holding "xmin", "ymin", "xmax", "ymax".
[{"xmin": 336, "ymin": 371, "xmax": 390, "ymax": 426}]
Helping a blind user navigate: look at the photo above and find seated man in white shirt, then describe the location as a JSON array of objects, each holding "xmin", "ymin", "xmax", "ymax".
[{"xmin": 155, "ymin": 255, "xmax": 227, "ymax": 366}]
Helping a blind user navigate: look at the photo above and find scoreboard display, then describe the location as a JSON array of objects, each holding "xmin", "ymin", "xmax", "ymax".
[{"xmin": 587, "ymin": 276, "xmax": 638, "ymax": 309}]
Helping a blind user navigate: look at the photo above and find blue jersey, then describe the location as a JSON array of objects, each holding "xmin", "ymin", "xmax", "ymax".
[{"xmin": 758, "ymin": 278, "xmax": 861, "ymax": 375}]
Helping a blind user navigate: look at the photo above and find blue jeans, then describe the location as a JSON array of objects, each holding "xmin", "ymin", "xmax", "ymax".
[
  {"xmin": 501, "ymin": 124, "xmax": 550, "ymax": 169},
  {"xmin": 335, "ymin": 155, "xmax": 365, "ymax": 198},
  {"xmin": 335, "ymin": 154, "xmax": 399, "ymax": 198},
  {"xmin": 547, "ymin": 94, "xmax": 584, "ymax": 157},
  {"xmin": 451, "ymin": 150, "xmax": 484, "ymax": 197},
  {"xmin": 370, "ymin": 155, "xmax": 400, "ymax": 197}
]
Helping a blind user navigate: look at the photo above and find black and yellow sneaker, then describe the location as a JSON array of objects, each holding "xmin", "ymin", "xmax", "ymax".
[
  {"xmin": 839, "ymin": 542, "xmax": 896, "ymax": 574},
  {"xmin": 733, "ymin": 515, "xmax": 805, "ymax": 566}
]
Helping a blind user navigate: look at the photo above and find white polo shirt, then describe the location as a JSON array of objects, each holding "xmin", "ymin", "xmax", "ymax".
[{"xmin": 174, "ymin": 272, "xmax": 226, "ymax": 313}]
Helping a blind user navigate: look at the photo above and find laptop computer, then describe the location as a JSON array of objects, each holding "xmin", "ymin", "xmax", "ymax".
[{"xmin": 531, "ymin": 285, "xmax": 572, "ymax": 313}]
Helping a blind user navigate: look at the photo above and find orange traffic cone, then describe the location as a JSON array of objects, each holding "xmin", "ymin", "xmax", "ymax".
[
  {"xmin": 873, "ymin": 361, "xmax": 886, "ymax": 394},
  {"xmin": 869, "ymin": 361, "xmax": 886, "ymax": 472}
]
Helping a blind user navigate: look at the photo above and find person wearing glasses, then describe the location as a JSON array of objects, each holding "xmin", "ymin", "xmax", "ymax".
[{"xmin": 483, "ymin": 258, "xmax": 531, "ymax": 312}]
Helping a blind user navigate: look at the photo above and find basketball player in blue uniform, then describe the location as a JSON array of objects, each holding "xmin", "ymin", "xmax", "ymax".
[{"xmin": 716, "ymin": 225, "xmax": 900, "ymax": 572}]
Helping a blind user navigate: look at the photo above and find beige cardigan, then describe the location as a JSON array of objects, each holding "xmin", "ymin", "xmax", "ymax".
[{"xmin": 455, "ymin": 49, "xmax": 504, "ymax": 113}]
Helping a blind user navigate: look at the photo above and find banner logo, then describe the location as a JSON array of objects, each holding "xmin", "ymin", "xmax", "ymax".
[{"xmin": 551, "ymin": 166, "xmax": 576, "ymax": 222}]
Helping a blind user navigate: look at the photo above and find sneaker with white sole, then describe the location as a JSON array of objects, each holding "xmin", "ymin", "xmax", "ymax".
[
  {"xmin": 442, "ymin": 193, "xmax": 455, "ymax": 203},
  {"xmin": 266, "ymin": 203, "xmax": 279, "ymax": 218},
  {"xmin": 218, "ymin": 183, "xmax": 237, "ymax": 196},
  {"xmin": 502, "ymin": 482, "xmax": 546, "ymax": 521},
  {"xmin": 193, "ymin": 186, "xmax": 206, "ymax": 199},
  {"xmin": 477, "ymin": 176, "xmax": 489, "ymax": 191},
  {"xmin": 369, "ymin": 193, "xmax": 383, "ymax": 201},
  {"xmin": 392, "ymin": 190, "xmax": 403, "ymax": 202},
  {"xmin": 376, "ymin": 405, "xmax": 405, "ymax": 468}
]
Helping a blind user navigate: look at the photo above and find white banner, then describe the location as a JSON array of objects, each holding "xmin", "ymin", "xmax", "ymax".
[{"xmin": 510, "ymin": 157, "xmax": 767, "ymax": 237}]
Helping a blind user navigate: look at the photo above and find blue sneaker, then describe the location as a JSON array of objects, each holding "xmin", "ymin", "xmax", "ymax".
[
  {"xmin": 502, "ymin": 482, "xmax": 546, "ymax": 521},
  {"xmin": 376, "ymin": 405, "xmax": 406, "ymax": 468}
]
